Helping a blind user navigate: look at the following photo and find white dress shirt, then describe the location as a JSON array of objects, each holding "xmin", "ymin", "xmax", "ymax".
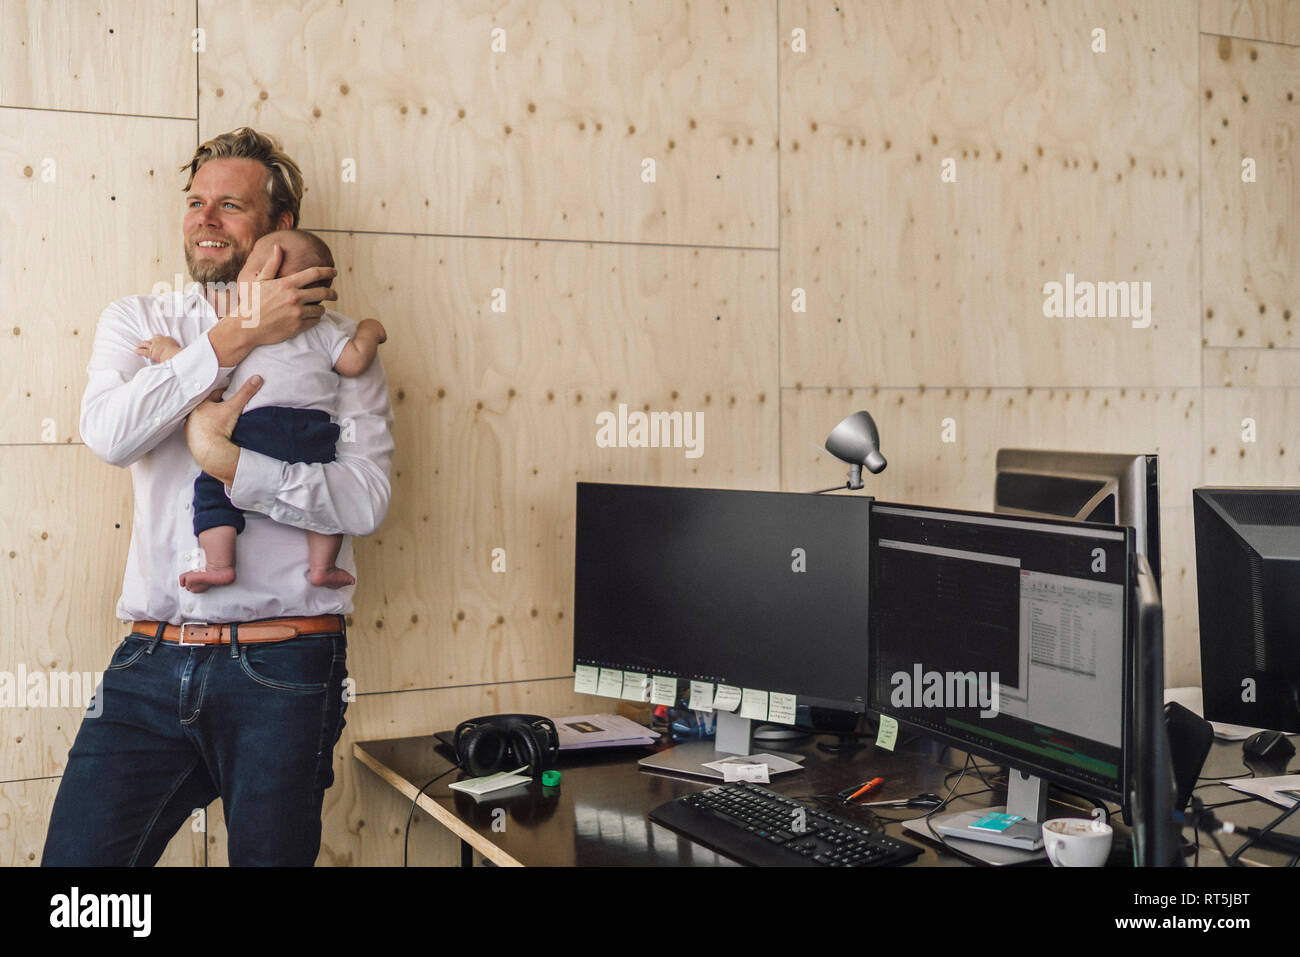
[{"xmin": 80, "ymin": 283, "xmax": 394, "ymax": 625}]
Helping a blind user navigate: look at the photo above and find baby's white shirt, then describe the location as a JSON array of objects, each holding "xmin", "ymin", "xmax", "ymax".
[{"xmin": 223, "ymin": 313, "xmax": 354, "ymax": 416}]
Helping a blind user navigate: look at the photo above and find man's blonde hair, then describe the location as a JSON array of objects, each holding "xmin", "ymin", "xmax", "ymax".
[{"xmin": 179, "ymin": 127, "xmax": 305, "ymax": 228}]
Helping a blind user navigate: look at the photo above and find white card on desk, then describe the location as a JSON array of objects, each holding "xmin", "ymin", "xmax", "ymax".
[{"xmin": 448, "ymin": 769, "xmax": 532, "ymax": 796}]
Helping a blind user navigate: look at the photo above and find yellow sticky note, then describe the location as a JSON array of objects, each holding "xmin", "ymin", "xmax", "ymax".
[
  {"xmin": 596, "ymin": 668, "xmax": 623, "ymax": 698},
  {"xmin": 739, "ymin": 689, "xmax": 769, "ymax": 721},
  {"xmin": 767, "ymin": 692, "xmax": 797, "ymax": 726},
  {"xmin": 712, "ymin": 685, "xmax": 742, "ymax": 712},
  {"xmin": 688, "ymin": 681, "xmax": 714, "ymax": 711},
  {"xmin": 876, "ymin": 714, "xmax": 898, "ymax": 752},
  {"xmin": 621, "ymin": 671, "xmax": 650, "ymax": 702},
  {"xmin": 650, "ymin": 676, "xmax": 677, "ymax": 707}
]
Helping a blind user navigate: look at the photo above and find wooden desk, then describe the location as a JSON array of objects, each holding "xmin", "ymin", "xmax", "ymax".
[{"xmin": 355, "ymin": 729, "xmax": 1158, "ymax": 867}]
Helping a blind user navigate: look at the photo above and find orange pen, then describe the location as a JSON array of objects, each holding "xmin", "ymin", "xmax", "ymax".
[{"xmin": 847, "ymin": 777, "xmax": 884, "ymax": 802}]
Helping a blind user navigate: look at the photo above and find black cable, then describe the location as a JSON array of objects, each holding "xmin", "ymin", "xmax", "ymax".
[
  {"xmin": 923, "ymin": 755, "xmax": 984, "ymax": 861},
  {"xmin": 963, "ymin": 761, "xmax": 1004, "ymax": 791},
  {"xmin": 1187, "ymin": 797, "xmax": 1244, "ymax": 868},
  {"xmin": 1196, "ymin": 770, "xmax": 1254, "ymax": 783},
  {"xmin": 1227, "ymin": 796, "xmax": 1300, "ymax": 865},
  {"xmin": 403, "ymin": 766, "xmax": 458, "ymax": 867},
  {"xmin": 868, "ymin": 786, "xmax": 995, "ymax": 824}
]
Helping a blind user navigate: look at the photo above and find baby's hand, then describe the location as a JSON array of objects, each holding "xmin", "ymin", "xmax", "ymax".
[
  {"xmin": 356, "ymin": 318, "xmax": 387, "ymax": 344},
  {"xmin": 135, "ymin": 335, "xmax": 182, "ymax": 363}
]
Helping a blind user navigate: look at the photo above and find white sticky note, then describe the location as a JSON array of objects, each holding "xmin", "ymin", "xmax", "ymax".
[
  {"xmin": 712, "ymin": 684, "xmax": 742, "ymax": 712},
  {"xmin": 722, "ymin": 763, "xmax": 770, "ymax": 784},
  {"xmin": 650, "ymin": 676, "xmax": 677, "ymax": 707},
  {"xmin": 596, "ymin": 668, "xmax": 623, "ymax": 698},
  {"xmin": 767, "ymin": 692, "xmax": 797, "ymax": 726},
  {"xmin": 876, "ymin": 714, "xmax": 899, "ymax": 752},
  {"xmin": 740, "ymin": 688, "xmax": 769, "ymax": 721},
  {"xmin": 621, "ymin": 670, "xmax": 650, "ymax": 702},
  {"xmin": 574, "ymin": 664, "xmax": 600, "ymax": 695},
  {"xmin": 689, "ymin": 681, "xmax": 714, "ymax": 712}
]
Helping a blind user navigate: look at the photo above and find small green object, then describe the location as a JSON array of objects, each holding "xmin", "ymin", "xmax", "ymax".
[{"xmin": 542, "ymin": 770, "xmax": 561, "ymax": 787}]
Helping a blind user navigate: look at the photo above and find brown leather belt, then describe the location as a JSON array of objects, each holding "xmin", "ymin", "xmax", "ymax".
[{"xmin": 130, "ymin": 615, "xmax": 345, "ymax": 646}]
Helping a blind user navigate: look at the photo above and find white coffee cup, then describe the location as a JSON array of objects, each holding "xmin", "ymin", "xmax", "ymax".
[{"xmin": 1042, "ymin": 816, "xmax": 1113, "ymax": 867}]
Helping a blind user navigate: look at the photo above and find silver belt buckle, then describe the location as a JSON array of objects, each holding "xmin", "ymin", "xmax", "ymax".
[{"xmin": 178, "ymin": 621, "xmax": 210, "ymax": 646}]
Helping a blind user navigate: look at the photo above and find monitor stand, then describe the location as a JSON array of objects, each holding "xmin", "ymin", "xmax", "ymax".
[
  {"xmin": 638, "ymin": 711, "xmax": 804, "ymax": 779},
  {"xmin": 925, "ymin": 768, "xmax": 1047, "ymax": 859}
]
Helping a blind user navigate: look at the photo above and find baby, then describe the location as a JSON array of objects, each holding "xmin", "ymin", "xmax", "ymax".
[{"xmin": 138, "ymin": 229, "xmax": 387, "ymax": 592}]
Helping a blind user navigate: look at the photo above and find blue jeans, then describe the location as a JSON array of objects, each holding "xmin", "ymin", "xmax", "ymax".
[{"xmin": 41, "ymin": 620, "xmax": 348, "ymax": 866}]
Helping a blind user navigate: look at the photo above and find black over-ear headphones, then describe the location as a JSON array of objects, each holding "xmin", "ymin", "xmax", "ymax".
[{"xmin": 452, "ymin": 714, "xmax": 560, "ymax": 778}]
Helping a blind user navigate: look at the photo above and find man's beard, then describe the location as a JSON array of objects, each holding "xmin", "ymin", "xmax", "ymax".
[{"xmin": 185, "ymin": 243, "xmax": 250, "ymax": 285}]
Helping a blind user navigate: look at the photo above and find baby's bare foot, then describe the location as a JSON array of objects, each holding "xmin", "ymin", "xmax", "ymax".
[
  {"xmin": 308, "ymin": 566, "xmax": 356, "ymax": 589},
  {"xmin": 180, "ymin": 565, "xmax": 236, "ymax": 593}
]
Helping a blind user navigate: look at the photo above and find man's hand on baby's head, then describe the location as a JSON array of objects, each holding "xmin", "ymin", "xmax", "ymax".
[
  {"xmin": 136, "ymin": 335, "xmax": 182, "ymax": 363},
  {"xmin": 238, "ymin": 242, "xmax": 338, "ymax": 347}
]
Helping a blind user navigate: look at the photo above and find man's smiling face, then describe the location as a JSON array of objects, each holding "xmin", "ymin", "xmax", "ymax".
[{"xmin": 183, "ymin": 157, "xmax": 283, "ymax": 284}]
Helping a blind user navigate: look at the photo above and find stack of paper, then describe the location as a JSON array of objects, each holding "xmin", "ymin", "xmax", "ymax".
[
  {"xmin": 1226, "ymin": 775, "xmax": 1300, "ymax": 808},
  {"xmin": 702, "ymin": 753, "xmax": 804, "ymax": 782},
  {"xmin": 554, "ymin": 713, "xmax": 660, "ymax": 751}
]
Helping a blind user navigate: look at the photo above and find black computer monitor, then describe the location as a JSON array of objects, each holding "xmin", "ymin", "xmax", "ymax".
[
  {"xmin": 1193, "ymin": 487, "xmax": 1300, "ymax": 734},
  {"xmin": 867, "ymin": 502, "xmax": 1134, "ymax": 851},
  {"xmin": 1130, "ymin": 554, "xmax": 1182, "ymax": 866},
  {"xmin": 573, "ymin": 482, "xmax": 873, "ymax": 772},
  {"xmin": 995, "ymin": 449, "xmax": 1161, "ymax": 592}
]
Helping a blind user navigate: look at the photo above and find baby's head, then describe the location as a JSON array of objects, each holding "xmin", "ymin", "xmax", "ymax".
[{"xmin": 237, "ymin": 228, "xmax": 334, "ymax": 289}]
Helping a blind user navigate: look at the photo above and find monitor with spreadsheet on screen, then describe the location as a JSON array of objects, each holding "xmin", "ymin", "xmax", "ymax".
[{"xmin": 867, "ymin": 502, "xmax": 1134, "ymax": 850}]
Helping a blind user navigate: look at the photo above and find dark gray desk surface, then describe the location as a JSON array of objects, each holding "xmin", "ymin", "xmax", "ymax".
[{"xmin": 351, "ymin": 724, "xmax": 1298, "ymax": 868}]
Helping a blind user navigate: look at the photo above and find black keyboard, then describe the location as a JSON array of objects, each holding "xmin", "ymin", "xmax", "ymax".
[{"xmin": 649, "ymin": 781, "xmax": 923, "ymax": 867}]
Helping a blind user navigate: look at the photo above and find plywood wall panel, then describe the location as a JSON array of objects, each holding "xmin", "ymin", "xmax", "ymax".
[
  {"xmin": 0, "ymin": 446, "xmax": 132, "ymax": 781},
  {"xmin": 1202, "ymin": 0, "xmax": 1300, "ymax": 45},
  {"xmin": 1159, "ymin": 506, "xmax": 1202, "ymax": 687},
  {"xmin": 1201, "ymin": 34, "xmax": 1300, "ymax": 348},
  {"xmin": 1204, "ymin": 345, "xmax": 1300, "ymax": 385},
  {"xmin": 0, "ymin": 779, "xmax": 59, "ymax": 866},
  {"xmin": 328, "ymin": 233, "xmax": 778, "ymax": 695},
  {"xmin": 780, "ymin": 0, "xmax": 1200, "ymax": 389},
  {"xmin": 780, "ymin": 385, "xmax": 1202, "ymax": 509},
  {"xmin": 197, "ymin": 0, "xmax": 777, "ymax": 245},
  {"xmin": 1203, "ymin": 385, "xmax": 1300, "ymax": 483},
  {"xmin": 781, "ymin": 385, "xmax": 1204, "ymax": 677},
  {"xmin": 0, "ymin": 0, "xmax": 196, "ymax": 116},
  {"xmin": 0, "ymin": 109, "xmax": 194, "ymax": 444}
]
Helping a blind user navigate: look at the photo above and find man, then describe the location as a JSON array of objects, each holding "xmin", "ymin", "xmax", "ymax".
[{"xmin": 41, "ymin": 128, "xmax": 393, "ymax": 866}]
